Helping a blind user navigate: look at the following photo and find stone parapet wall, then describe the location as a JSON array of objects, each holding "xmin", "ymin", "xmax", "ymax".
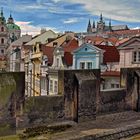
[
  {"xmin": 20, "ymin": 95, "xmax": 65, "ymax": 128},
  {"xmin": 98, "ymin": 89, "xmax": 128, "ymax": 114}
]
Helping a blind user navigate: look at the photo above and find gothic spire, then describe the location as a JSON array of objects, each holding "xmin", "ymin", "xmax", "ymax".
[
  {"xmin": 92, "ymin": 20, "xmax": 95, "ymax": 28},
  {"xmin": 88, "ymin": 19, "xmax": 91, "ymax": 27},
  {"xmin": 87, "ymin": 19, "xmax": 92, "ymax": 33},
  {"xmin": 100, "ymin": 13, "xmax": 103, "ymax": 22}
]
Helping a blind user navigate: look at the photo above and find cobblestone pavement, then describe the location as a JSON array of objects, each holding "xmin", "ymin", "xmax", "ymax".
[{"xmin": 46, "ymin": 111, "xmax": 140, "ymax": 140}]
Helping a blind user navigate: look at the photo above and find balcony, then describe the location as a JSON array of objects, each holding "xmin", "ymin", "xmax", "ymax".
[{"xmin": 31, "ymin": 52, "xmax": 42, "ymax": 60}]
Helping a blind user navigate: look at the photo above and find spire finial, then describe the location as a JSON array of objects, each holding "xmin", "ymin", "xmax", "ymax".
[
  {"xmin": 92, "ymin": 20, "xmax": 95, "ymax": 28},
  {"xmin": 100, "ymin": 13, "xmax": 103, "ymax": 22},
  {"xmin": 10, "ymin": 10, "xmax": 12, "ymax": 18},
  {"xmin": 88, "ymin": 19, "xmax": 91, "ymax": 27}
]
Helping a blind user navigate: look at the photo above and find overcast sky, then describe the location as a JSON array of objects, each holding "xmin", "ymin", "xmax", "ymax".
[{"xmin": 1, "ymin": 0, "xmax": 140, "ymax": 35}]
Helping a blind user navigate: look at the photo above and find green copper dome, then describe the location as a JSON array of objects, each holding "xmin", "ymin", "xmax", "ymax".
[{"xmin": 6, "ymin": 23, "xmax": 20, "ymax": 30}]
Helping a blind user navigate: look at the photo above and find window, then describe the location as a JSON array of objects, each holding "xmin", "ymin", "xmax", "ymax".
[
  {"xmin": 54, "ymin": 81, "xmax": 58, "ymax": 93},
  {"xmin": 1, "ymin": 38, "xmax": 4, "ymax": 44},
  {"xmin": 139, "ymin": 52, "xmax": 140, "ymax": 62},
  {"xmin": 49, "ymin": 80, "xmax": 53, "ymax": 92},
  {"xmin": 111, "ymin": 83, "xmax": 119, "ymax": 89},
  {"xmin": 56, "ymin": 58, "xmax": 59, "ymax": 67},
  {"xmin": 85, "ymin": 48, "xmax": 87, "ymax": 51},
  {"xmin": 133, "ymin": 51, "xmax": 137, "ymax": 62},
  {"xmin": 34, "ymin": 46, "xmax": 37, "ymax": 52},
  {"xmin": 80, "ymin": 62, "xmax": 85, "ymax": 69},
  {"xmin": 111, "ymin": 84, "xmax": 115, "ymax": 88},
  {"xmin": 87, "ymin": 62, "xmax": 92, "ymax": 69},
  {"xmin": 1, "ymin": 49, "xmax": 4, "ymax": 54},
  {"xmin": 41, "ymin": 78, "xmax": 47, "ymax": 91},
  {"xmin": 1, "ymin": 27, "xmax": 4, "ymax": 32},
  {"xmin": 133, "ymin": 51, "xmax": 140, "ymax": 63}
]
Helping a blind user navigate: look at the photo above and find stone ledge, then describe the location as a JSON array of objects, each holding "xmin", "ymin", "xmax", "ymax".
[{"xmin": 69, "ymin": 123, "xmax": 140, "ymax": 140}]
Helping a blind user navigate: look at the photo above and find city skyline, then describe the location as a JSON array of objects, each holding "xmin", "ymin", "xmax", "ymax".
[{"xmin": 1, "ymin": 0, "xmax": 140, "ymax": 35}]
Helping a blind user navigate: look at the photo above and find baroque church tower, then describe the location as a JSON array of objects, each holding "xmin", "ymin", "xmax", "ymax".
[{"xmin": 0, "ymin": 8, "xmax": 8, "ymax": 56}]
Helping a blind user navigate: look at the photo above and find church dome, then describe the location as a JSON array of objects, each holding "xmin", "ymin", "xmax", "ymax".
[
  {"xmin": 6, "ymin": 23, "xmax": 20, "ymax": 30},
  {"xmin": 6, "ymin": 13, "xmax": 20, "ymax": 30}
]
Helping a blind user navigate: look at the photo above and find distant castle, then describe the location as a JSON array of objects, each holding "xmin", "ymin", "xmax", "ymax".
[{"xmin": 87, "ymin": 14, "xmax": 129, "ymax": 33}]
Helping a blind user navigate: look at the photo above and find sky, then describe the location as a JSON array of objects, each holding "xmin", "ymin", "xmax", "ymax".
[{"xmin": 1, "ymin": 0, "xmax": 140, "ymax": 36}]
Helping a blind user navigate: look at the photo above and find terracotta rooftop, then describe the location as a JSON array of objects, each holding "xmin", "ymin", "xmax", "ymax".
[
  {"xmin": 107, "ymin": 29, "xmax": 140, "ymax": 36},
  {"xmin": 63, "ymin": 38, "xmax": 79, "ymax": 66},
  {"xmin": 41, "ymin": 38, "xmax": 79, "ymax": 66},
  {"xmin": 84, "ymin": 36, "xmax": 118, "ymax": 46},
  {"xmin": 41, "ymin": 46, "xmax": 55, "ymax": 66},
  {"xmin": 115, "ymin": 38, "xmax": 130, "ymax": 47},
  {"xmin": 96, "ymin": 45, "xmax": 120, "ymax": 64}
]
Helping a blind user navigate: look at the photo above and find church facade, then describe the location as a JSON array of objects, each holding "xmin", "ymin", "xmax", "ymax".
[{"xmin": 87, "ymin": 14, "xmax": 129, "ymax": 34}]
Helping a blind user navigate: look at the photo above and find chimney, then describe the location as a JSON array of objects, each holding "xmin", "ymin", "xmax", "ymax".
[{"xmin": 40, "ymin": 28, "xmax": 46, "ymax": 34}]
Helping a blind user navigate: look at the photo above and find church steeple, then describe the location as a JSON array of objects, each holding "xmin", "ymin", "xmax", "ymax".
[
  {"xmin": 100, "ymin": 13, "xmax": 103, "ymax": 22},
  {"xmin": 87, "ymin": 19, "xmax": 92, "ymax": 33},
  {"xmin": 7, "ymin": 12, "xmax": 14, "ymax": 24},
  {"xmin": 92, "ymin": 20, "xmax": 95, "ymax": 28},
  {"xmin": 0, "ymin": 7, "xmax": 6, "ymax": 24},
  {"xmin": 88, "ymin": 19, "xmax": 91, "ymax": 28},
  {"xmin": 109, "ymin": 19, "xmax": 112, "ymax": 31}
]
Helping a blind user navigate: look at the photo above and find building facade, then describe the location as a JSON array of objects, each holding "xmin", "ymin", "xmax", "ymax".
[
  {"xmin": 118, "ymin": 36, "xmax": 140, "ymax": 68},
  {"xmin": 72, "ymin": 43, "xmax": 104, "ymax": 69}
]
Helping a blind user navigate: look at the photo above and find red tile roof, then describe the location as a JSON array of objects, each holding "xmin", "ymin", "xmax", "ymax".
[
  {"xmin": 96, "ymin": 45, "xmax": 120, "ymax": 64},
  {"xmin": 63, "ymin": 38, "xmax": 79, "ymax": 66},
  {"xmin": 106, "ymin": 29, "xmax": 140, "ymax": 36},
  {"xmin": 41, "ymin": 46, "xmax": 55, "ymax": 65},
  {"xmin": 41, "ymin": 38, "xmax": 79, "ymax": 66},
  {"xmin": 84, "ymin": 36, "xmax": 118, "ymax": 46},
  {"xmin": 64, "ymin": 52, "xmax": 73, "ymax": 66},
  {"xmin": 101, "ymin": 71, "xmax": 120, "ymax": 77},
  {"xmin": 63, "ymin": 38, "xmax": 79, "ymax": 52},
  {"xmin": 115, "ymin": 38, "xmax": 130, "ymax": 47}
]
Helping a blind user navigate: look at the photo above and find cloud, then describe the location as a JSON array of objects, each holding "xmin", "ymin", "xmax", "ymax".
[
  {"xmin": 132, "ymin": 27, "xmax": 140, "ymax": 30},
  {"xmin": 51, "ymin": 0, "xmax": 140, "ymax": 22},
  {"xmin": 15, "ymin": 21, "xmax": 58, "ymax": 36},
  {"xmin": 63, "ymin": 18, "xmax": 78, "ymax": 24}
]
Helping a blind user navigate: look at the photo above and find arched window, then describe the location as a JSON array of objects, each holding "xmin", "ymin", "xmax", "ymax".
[
  {"xmin": 1, "ymin": 27, "xmax": 4, "ymax": 32},
  {"xmin": 1, "ymin": 38, "xmax": 4, "ymax": 44}
]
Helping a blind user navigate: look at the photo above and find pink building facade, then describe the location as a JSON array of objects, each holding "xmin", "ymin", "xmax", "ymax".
[{"xmin": 118, "ymin": 37, "xmax": 140, "ymax": 69}]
